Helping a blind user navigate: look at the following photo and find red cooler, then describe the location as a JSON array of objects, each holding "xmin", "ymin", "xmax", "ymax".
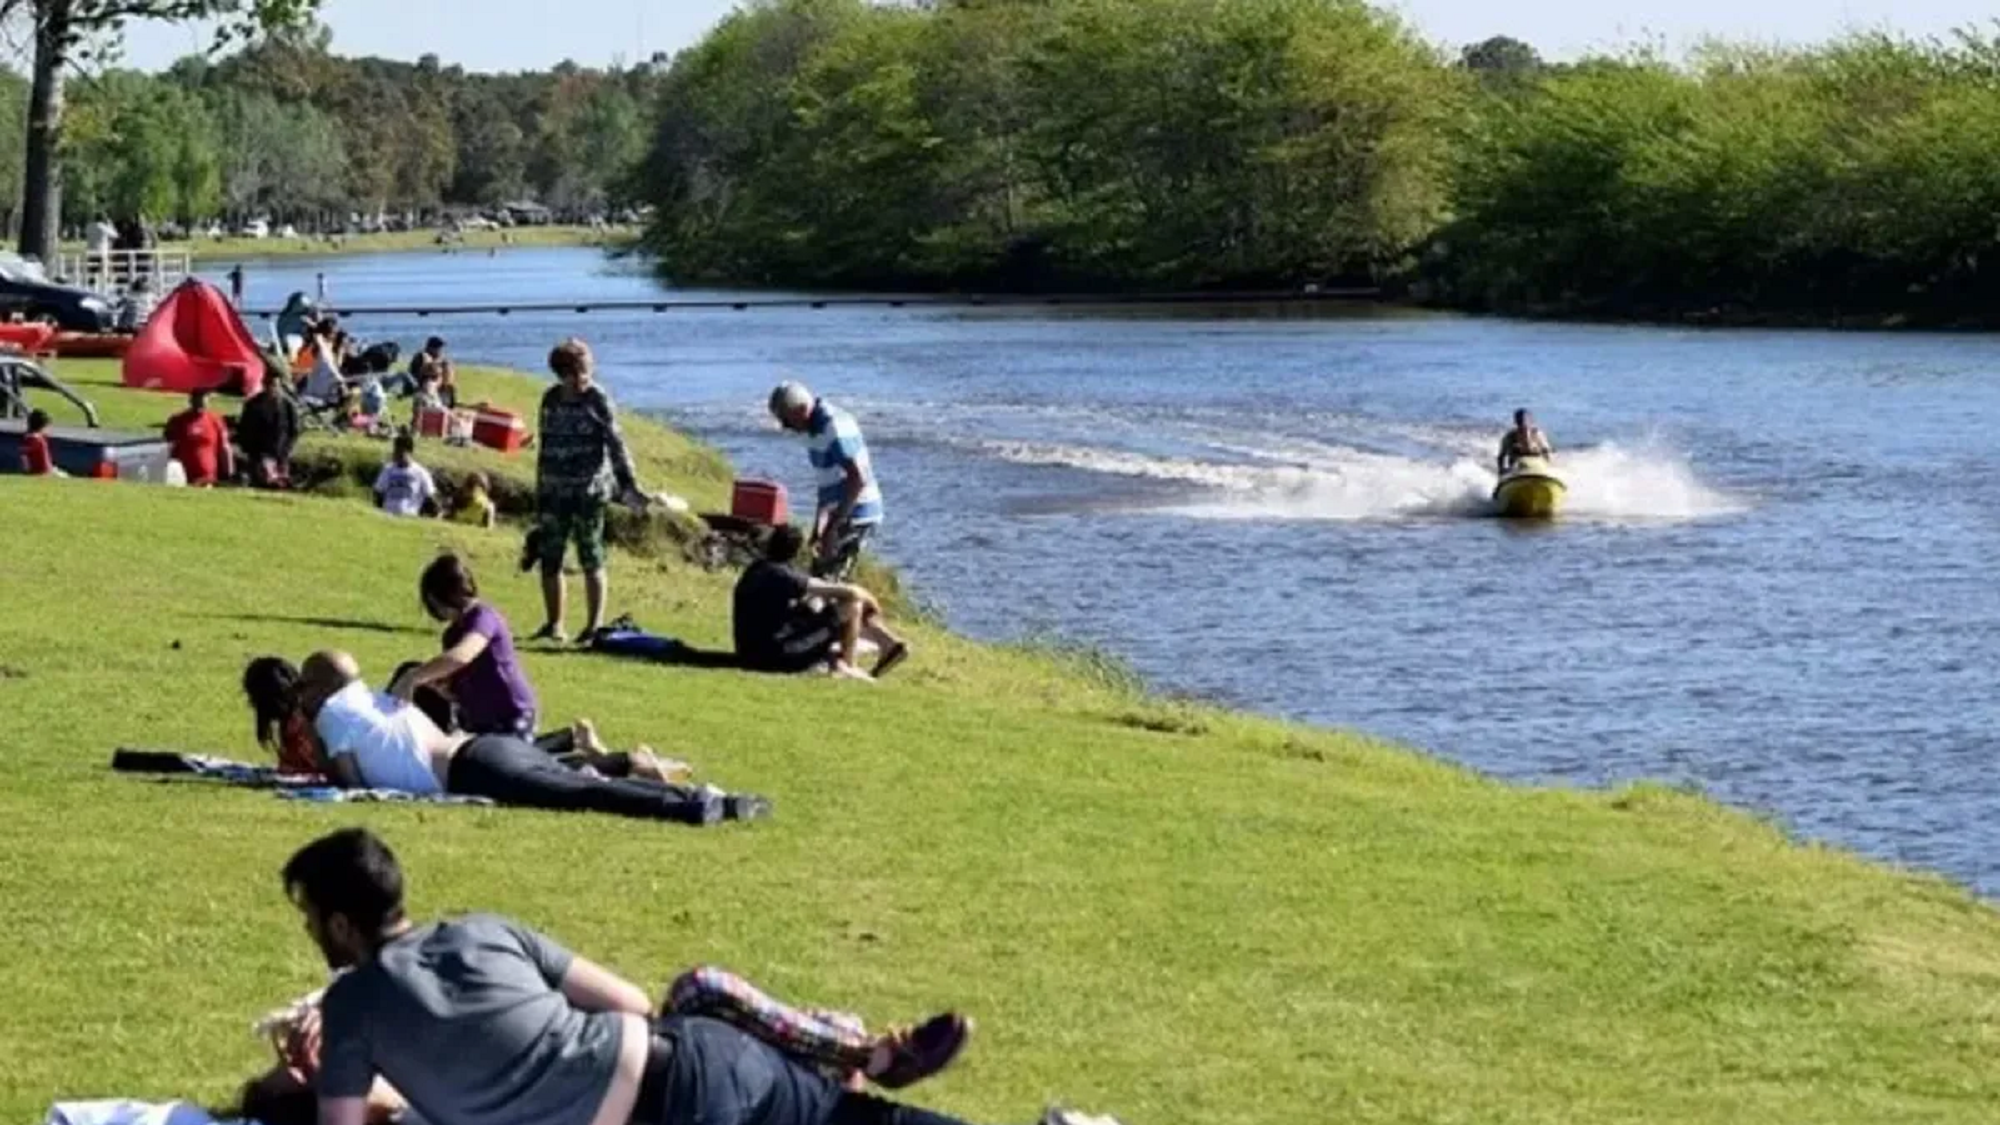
[
  {"xmin": 731, "ymin": 479, "xmax": 788, "ymax": 526},
  {"xmin": 470, "ymin": 406, "xmax": 527, "ymax": 453},
  {"xmin": 414, "ymin": 407, "xmax": 452, "ymax": 439}
]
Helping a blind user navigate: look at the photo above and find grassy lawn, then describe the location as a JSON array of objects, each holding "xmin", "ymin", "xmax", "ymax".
[{"xmin": 3, "ymin": 369, "xmax": 1998, "ymax": 1125}]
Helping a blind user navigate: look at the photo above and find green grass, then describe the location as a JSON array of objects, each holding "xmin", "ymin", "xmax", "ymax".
[{"xmin": 3, "ymin": 369, "xmax": 1999, "ymax": 1125}]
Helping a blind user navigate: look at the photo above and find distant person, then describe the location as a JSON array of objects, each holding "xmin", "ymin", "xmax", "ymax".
[
  {"xmin": 407, "ymin": 337, "xmax": 456, "ymax": 407},
  {"xmin": 238, "ymin": 375, "xmax": 301, "ymax": 489},
  {"xmin": 276, "ymin": 292, "xmax": 319, "ymax": 354},
  {"xmin": 272, "ymin": 829, "xmax": 1086, "ymax": 1125},
  {"xmin": 532, "ymin": 338, "xmax": 649, "ymax": 644},
  {"xmin": 164, "ymin": 388, "xmax": 235, "ymax": 487},
  {"xmin": 373, "ymin": 433, "xmax": 437, "ymax": 518},
  {"xmin": 86, "ymin": 215, "xmax": 116, "ymax": 284},
  {"xmin": 115, "ymin": 276, "xmax": 156, "ymax": 333},
  {"xmin": 768, "ymin": 381, "xmax": 883, "ymax": 580},
  {"xmin": 19, "ymin": 408, "xmax": 56, "ymax": 475},
  {"xmin": 301, "ymin": 324, "xmax": 349, "ymax": 405},
  {"xmin": 228, "ymin": 264, "xmax": 246, "ymax": 308},
  {"xmin": 1496, "ymin": 409, "xmax": 1554, "ymax": 476},
  {"xmin": 734, "ymin": 525, "xmax": 908, "ymax": 680},
  {"xmin": 452, "ymin": 470, "xmax": 497, "ymax": 529}
]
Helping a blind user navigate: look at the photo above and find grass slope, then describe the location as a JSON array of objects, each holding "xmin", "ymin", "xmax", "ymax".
[{"xmin": 2, "ymin": 372, "xmax": 1997, "ymax": 1125}]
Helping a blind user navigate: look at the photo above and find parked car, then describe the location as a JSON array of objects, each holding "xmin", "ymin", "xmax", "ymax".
[
  {"xmin": 239, "ymin": 219, "xmax": 271, "ymax": 239},
  {"xmin": 0, "ymin": 253, "xmax": 113, "ymax": 331}
]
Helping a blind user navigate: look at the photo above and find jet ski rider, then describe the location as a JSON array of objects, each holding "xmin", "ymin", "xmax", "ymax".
[{"xmin": 1497, "ymin": 409, "xmax": 1554, "ymax": 476}]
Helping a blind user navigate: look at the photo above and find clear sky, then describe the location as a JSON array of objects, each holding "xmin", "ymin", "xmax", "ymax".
[{"xmin": 111, "ymin": 0, "xmax": 2000, "ymax": 74}]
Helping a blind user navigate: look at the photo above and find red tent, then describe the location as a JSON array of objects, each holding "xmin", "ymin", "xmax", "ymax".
[{"xmin": 121, "ymin": 278, "xmax": 266, "ymax": 397}]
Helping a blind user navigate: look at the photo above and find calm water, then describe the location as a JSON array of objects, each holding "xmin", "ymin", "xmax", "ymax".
[{"xmin": 212, "ymin": 248, "xmax": 2000, "ymax": 895}]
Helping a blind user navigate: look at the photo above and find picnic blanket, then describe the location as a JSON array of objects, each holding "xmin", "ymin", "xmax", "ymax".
[
  {"xmin": 47, "ymin": 1102, "xmax": 242, "ymax": 1125},
  {"xmin": 111, "ymin": 749, "xmax": 494, "ymax": 807}
]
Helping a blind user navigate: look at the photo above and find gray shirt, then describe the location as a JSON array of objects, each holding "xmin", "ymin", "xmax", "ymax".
[{"xmin": 318, "ymin": 914, "xmax": 626, "ymax": 1125}]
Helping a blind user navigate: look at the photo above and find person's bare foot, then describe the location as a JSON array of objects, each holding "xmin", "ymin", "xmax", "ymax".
[
  {"xmin": 830, "ymin": 662, "xmax": 875, "ymax": 683},
  {"xmin": 571, "ymin": 719, "xmax": 607, "ymax": 757},
  {"xmin": 629, "ymin": 747, "xmax": 694, "ymax": 784}
]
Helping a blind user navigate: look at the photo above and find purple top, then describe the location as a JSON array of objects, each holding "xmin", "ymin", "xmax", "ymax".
[{"xmin": 444, "ymin": 602, "xmax": 538, "ymax": 736}]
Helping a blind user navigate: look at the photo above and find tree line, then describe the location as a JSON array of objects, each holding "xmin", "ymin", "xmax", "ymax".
[
  {"xmin": 22, "ymin": 0, "xmax": 2000, "ymax": 323},
  {"xmin": 634, "ymin": 0, "xmax": 2000, "ymax": 323},
  {"xmin": 0, "ymin": 25, "xmax": 659, "ymax": 238}
]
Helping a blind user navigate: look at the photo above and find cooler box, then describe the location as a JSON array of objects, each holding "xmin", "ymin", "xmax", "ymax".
[
  {"xmin": 731, "ymin": 479, "xmax": 789, "ymax": 525},
  {"xmin": 469, "ymin": 406, "xmax": 527, "ymax": 453},
  {"xmin": 414, "ymin": 406, "xmax": 451, "ymax": 438}
]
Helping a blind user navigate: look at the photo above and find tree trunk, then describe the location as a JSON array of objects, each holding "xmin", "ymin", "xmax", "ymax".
[{"xmin": 20, "ymin": 0, "xmax": 72, "ymax": 264}]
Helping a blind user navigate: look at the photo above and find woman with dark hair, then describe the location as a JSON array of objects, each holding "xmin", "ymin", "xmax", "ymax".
[
  {"xmin": 390, "ymin": 554, "xmax": 537, "ymax": 738},
  {"xmin": 241, "ymin": 656, "xmax": 324, "ymax": 775},
  {"xmin": 388, "ymin": 554, "xmax": 685, "ymax": 783}
]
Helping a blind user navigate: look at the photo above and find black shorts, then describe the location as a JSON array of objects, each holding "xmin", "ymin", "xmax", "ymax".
[
  {"xmin": 810, "ymin": 522, "xmax": 877, "ymax": 581},
  {"xmin": 761, "ymin": 605, "xmax": 841, "ymax": 674}
]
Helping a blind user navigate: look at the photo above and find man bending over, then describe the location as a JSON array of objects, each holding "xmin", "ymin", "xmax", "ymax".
[
  {"xmin": 284, "ymin": 828, "xmax": 1119, "ymax": 1125},
  {"xmin": 734, "ymin": 525, "xmax": 909, "ymax": 680}
]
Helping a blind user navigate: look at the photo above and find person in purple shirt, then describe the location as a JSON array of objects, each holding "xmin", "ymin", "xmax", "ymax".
[
  {"xmin": 390, "ymin": 555, "xmax": 687, "ymax": 785},
  {"xmin": 394, "ymin": 554, "xmax": 539, "ymax": 737}
]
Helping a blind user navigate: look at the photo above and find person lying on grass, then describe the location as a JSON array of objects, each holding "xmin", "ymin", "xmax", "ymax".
[
  {"xmin": 239, "ymin": 962, "xmax": 971, "ymax": 1125},
  {"xmin": 734, "ymin": 525, "xmax": 909, "ymax": 681},
  {"xmin": 250, "ymin": 652, "xmax": 690, "ymax": 789},
  {"xmin": 241, "ymin": 650, "xmax": 769, "ymax": 824},
  {"xmin": 386, "ymin": 554, "xmax": 688, "ymax": 783},
  {"xmin": 278, "ymin": 827, "xmax": 1118, "ymax": 1125}
]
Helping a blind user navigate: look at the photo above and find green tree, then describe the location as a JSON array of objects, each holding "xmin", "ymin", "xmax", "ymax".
[{"xmin": 1, "ymin": 0, "xmax": 324, "ymax": 260}]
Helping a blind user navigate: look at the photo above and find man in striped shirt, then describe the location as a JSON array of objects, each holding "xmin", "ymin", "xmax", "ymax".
[{"xmin": 769, "ymin": 381, "xmax": 883, "ymax": 580}]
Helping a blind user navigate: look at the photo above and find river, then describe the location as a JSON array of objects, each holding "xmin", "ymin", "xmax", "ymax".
[{"xmin": 206, "ymin": 246, "xmax": 2000, "ymax": 896}]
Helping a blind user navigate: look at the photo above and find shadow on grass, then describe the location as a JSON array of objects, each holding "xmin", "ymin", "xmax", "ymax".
[{"xmin": 207, "ymin": 612, "xmax": 432, "ymax": 637}]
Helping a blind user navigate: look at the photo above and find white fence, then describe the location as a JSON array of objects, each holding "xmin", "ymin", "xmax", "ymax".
[{"xmin": 52, "ymin": 248, "xmax": 194, "ymax": 296}]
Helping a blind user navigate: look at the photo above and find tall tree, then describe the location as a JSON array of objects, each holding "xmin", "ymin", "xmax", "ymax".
[{"xmin": 1, "ymin": 0, "xmax": 322, "ymax": 262}]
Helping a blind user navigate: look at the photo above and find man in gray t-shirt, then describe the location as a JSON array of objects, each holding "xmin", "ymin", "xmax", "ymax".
[
  {"xmin": 318, "ymin": 913, "xmax": 624, "ymax": 1125},
  {"xmin": 282, "ymin": 829, "xmax": 1114, "ymax": 1125}
]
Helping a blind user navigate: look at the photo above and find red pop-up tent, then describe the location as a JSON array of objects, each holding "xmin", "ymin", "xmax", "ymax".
[{"xmin": 121, "ymin": 278, "xmax": 266, "ymax": 397}]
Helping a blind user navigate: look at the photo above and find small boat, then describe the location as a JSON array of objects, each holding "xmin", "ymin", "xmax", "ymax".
[
  {"xmin": 1493, "ymin": 455, "xmax": 1566, "ymax": 519},
  {"xmin": 51, "ymin": 331, "xmax": 135, "ymax": 359}
]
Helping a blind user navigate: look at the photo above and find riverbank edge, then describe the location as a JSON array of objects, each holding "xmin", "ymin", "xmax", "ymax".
[
  {"xmin": 9, "ymin": 361, "xmax": 2000, "ymax": 1124},
  {"xmin": 278, "ymin": 365, "xmax": 1995, "ymax": 900}
]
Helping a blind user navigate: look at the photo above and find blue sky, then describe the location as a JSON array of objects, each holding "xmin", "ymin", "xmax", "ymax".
[{"xmin": 113, "ymin": 0, "xmax": 2000, "ymax": 73}]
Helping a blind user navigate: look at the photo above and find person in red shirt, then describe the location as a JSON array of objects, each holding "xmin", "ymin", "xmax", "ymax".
[
  {"xmin": 164, "ymin": 388, "xmax": 236, "ymax": 486},
  {"xmin": 20, "ymin": 408, "xmax": 54, "ymax": 475}
]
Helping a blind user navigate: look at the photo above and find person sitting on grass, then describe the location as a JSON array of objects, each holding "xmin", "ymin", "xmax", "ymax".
[
  {"xmin": 409, "ymin": 336, "xmax": 458, "ymax": 407},
  {"xmin": 388, "ymin": 555, "xmax": 687, "ymax": 782},
  {"xmin": 734, "ymin": 525, "xmax": 909, "ymax": 680},
  {"xmin": 452, "ymin": 470, "xmax": 498, "ymax": 528},
  {"xmin": 240, "ymin": 960, "xmax": 970, "ymax": 1125},
  {"xmin": 19, "ymin": 408, "xmax": 58, "ymax": 476},
  {"xmin": 275, "ymin": 827, "xmax": 1115, "ymax": 1125},
  {"xmin": 301, "ymin": 323, "xmax": 349, "ymax": 406},
  {"xmin": 164, "ymin": 388, "xmax": 236, "ymax": 487},
  {"xmin": 373, "ymin": 433, "xmax": 438, "ymax": 518},
  {"xmin": 251, "ymin": 650, "xmax": 769, "ymax": 824}
]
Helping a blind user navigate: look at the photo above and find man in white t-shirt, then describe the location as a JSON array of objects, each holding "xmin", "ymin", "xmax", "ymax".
[{"xmin": 373, "ymin": 434, "xmax": 437, "ymax": 518}]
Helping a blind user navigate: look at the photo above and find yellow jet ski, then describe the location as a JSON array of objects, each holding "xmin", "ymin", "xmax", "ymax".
[{"xmin": 1492, "ymin": 455, "xmax": 1566, "ymax": 519}]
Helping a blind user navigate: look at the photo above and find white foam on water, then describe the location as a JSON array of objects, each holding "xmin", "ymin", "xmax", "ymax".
[{"xmin": 983, "ymin": 433, "xmax": 1745, "ymax": 523}]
